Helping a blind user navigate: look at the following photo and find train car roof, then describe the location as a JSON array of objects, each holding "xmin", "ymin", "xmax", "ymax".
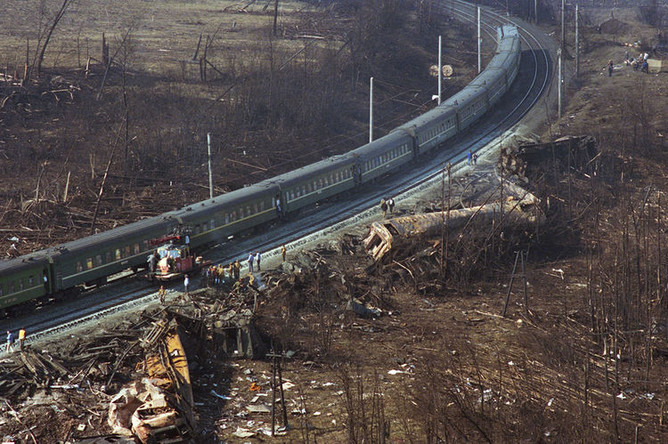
[
  {"xmin": 396, "ymin": 103, "xmax": 458, "ymax": 133},
  {"xmin": 350, "ymin": 130, "xmax": 413, "ymax": 159},
  {"xmin": 0, "ymin": 253, "xmax": 50, "ymax": 276},
  {"xmin": 52, "ymin": 213, "xmax": 176, "ymax": 256},
  {"xmin": 443, "ymin": 84, "xmax": 486, "ymax": 109},
  {"xmin": 274, "ymin": 153, "xmax": 357, "ymax": 186},
  {"xmin": 177, "ymin": 181, "xmax": 279, "ymax": 219},
  {"xmin": 468, "ymin": 67, "xmax": 506, "ymax": 88}
]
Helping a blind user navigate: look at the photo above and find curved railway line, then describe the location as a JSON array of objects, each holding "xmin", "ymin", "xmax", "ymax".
[{"xmin": 0, "ymin": 0, "xmax": 556, "ymax": 348}]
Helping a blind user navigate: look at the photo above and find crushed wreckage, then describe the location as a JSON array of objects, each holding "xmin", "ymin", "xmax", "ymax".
[{"xmin": 108, "ymin": 319, "xmax": 195, "ymax": 443}]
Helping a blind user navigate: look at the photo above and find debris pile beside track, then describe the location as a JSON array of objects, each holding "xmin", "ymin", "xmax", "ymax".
[{"xmin": 0, "ymin": 297, "xmax": 212, "ymax": 443}]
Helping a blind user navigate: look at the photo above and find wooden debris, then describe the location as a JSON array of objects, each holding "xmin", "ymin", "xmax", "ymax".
[{"xmin": 364, "ymin": 182, "xmax": 545, "ymax": 261}]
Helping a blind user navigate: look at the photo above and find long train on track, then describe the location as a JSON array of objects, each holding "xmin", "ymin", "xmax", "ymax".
[{"xmin": 0, "ymin": 25, "xmax": 520, "ymax": 311}]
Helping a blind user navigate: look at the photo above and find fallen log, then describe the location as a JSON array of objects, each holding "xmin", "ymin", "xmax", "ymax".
[{"xmin": 364, "ymin": 195, "xmax": 545, "ymax": 262}]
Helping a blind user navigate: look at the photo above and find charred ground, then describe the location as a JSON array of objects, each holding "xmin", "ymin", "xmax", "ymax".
[{"xmin": 1, "ymin": 0, "xmax": 667, "ymax": 443}]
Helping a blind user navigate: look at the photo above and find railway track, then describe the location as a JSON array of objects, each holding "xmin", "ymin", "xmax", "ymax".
[{"xmin": 0, "ymin": 1, "xmax": 556, "ymax": 349}]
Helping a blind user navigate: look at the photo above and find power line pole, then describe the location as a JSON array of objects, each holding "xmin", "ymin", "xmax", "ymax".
[
  {"xmin": 438, "ymin": 35, "xmax": 442, "ymax": 105},
  {"xmin": 558, "ymin": 48, "xmax": 563, "ymax": 119},
  {"xmin": 561, "ymin": 0, "xmax": 566, "ymax": 51},
  {"xmin": 575, "ymin": 3, "xmax": 580, "ymax": 78},
  {"xmin": 207, "ymin": 133, "xmax": 213, "ymax": 199},
  {"xmin": 369, "ymin": 77, "xmax": 374, "ymax": 143},
  {"xmin": 477, "ymin": 6, "xmax": 482, "ymax": 74}
]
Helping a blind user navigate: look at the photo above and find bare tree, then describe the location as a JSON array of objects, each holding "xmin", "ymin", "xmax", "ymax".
[{"xmin": 32, "ymin": 0, "xmax": 74, "ymax": 79}]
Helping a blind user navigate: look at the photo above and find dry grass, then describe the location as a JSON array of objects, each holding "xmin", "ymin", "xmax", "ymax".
[{"xmin": 0, "ymin": 0, "xmax": 325, "ymax": 74}]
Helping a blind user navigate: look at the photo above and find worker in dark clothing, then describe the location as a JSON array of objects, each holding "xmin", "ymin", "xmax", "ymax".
[
  {"xmin": 608, "ymin": 60, "xmax": 613, "ymax": 77},
  {"xmin": 380, "ymin": 199, "xmax": 388, "ymax": 218}
]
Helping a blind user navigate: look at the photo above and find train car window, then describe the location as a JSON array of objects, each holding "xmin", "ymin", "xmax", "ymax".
[
  {"xmin": 29, "ymin": 276, "xmax": 34, "ymax": 286},
  {"xmin": 203, "ymin": 222, "xmax": 208, "ymax": 232},
  {"xmin": 232, "ymin": 210, "xmax": 237, "ymax": 221},
  {"xmin": 9, "ymin": 281, "xmax": 15, "ymax": 293},
  {"xmin": 87, "ymin": 258, "xmax": 94, "ymax": 269},
  {"xmin": 124, "ymin": 246, "xmax": 131, "ymax": 257},
  {"xmin": 106, "ymin": 252, "xmax": 112, "ymax": 263},
  {"xmin": 143, "ymin": 240, "xmax": 149, "ymax": 251},
  {"xmin": 134, "ymin": 244, "xmax": 140, "ymax": 254},
  {"xmin": 96, "ymin": 255, "xmax": 103, "ymax": 266},
  {"xmin": 115, "ymin": 249, "xmax": 121, "ymax": 260},
  {"xmin": 0, "ymin": 286, "xmax": 3, "ymax": 296},
  {"xmin": 211, "ymin": 218, "xmax": 215, "ymax": 229},
  {"xmin": 302, "ymin": 186, "xmax": 306, "ymax": 195},
  {"xmin": 77, "ymin": 262, "xmax": 83, "ymax": 272},
  {"xmin": 19, "ymin": 279, "xmax": 24, "ymax": 291}
]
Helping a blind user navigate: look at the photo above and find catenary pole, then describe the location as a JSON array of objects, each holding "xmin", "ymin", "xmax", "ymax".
[
  {"xmin": 477, "ymin": 7, "xmax": 482, "ymax": 73},
  {"xmin": 575, "ymin": 3, "xmax": 580, "ymax": 78},
  {"xmin": 558, "ymin": 48, "xmax": 562, "ymax": 119},
  {"xmin": 438, "ymin": 35, "xmax": 442, "ymax": 105},
  {"xmin": 207, "ymin": 132, "xmax": 213, "ymax": 199},
  {"xmin": 369, "ymin": 77, "xmax": 373, "ymax": 143},
  {"xmin": 561, "ymin": 0, "xmax": 565, "ymax": 51}
]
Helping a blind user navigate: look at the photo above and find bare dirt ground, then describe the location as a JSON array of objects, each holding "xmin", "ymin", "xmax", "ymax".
[{"xmin": 1, "ymin": 1, "xmax": 668, "ymax": 443}]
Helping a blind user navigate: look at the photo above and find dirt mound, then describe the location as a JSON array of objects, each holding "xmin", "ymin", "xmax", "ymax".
[{"xmin": 599, "ymin": 18, "xmax": 629, "ymax": 35}]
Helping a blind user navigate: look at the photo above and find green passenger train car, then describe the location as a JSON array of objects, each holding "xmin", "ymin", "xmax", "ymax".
[
  {"xmin": 49, "ymin": 213, "xmax": 178, "ymax": 291},
  {"xmin": 0, "ymin": 254, "xmax": 51, "ymax": 310},
  {"xmin": 178, "ymin": 181, "xmax": 280, "ymax": 251}
]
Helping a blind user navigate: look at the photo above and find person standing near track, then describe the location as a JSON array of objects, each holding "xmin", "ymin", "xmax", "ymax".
[
  {"xmin": 6, "ymin": 331, "xmax": 13, "ymax": 353},
  {"xmin": 281, "ymin": 244, "xmax": 287, "ymax": 262},
  {"xmin": 255, "ymin": 252, "xmax": 261, "ymax": 271},
  {"xmin": 184, "ymin": 275, "xmax": 190, "ymax": 295},
  {"xmin": 18, "ymin": 328, "xmax": 26, "ymax": 351},
  {"xmin": 248, "ymin": 252, "xmax": 255, "ymax": 273}
]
